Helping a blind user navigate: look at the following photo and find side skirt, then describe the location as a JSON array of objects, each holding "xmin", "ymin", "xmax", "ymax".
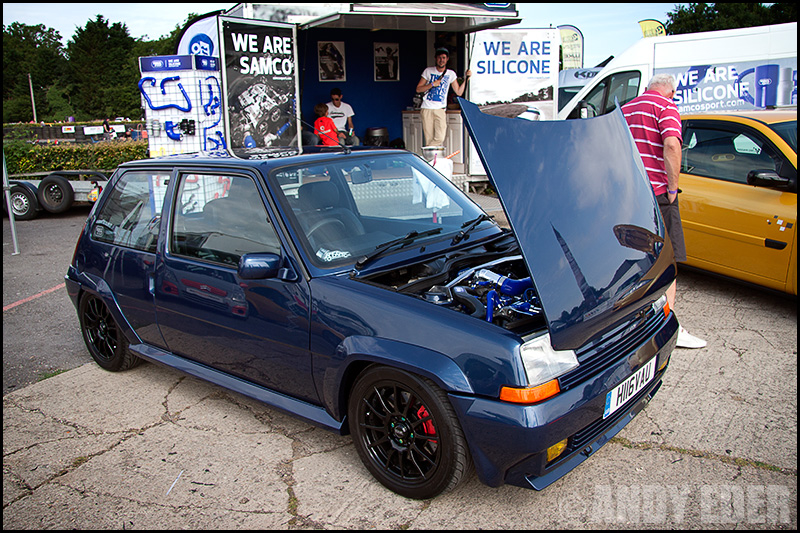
[{"xmin": 129, "ymin": 343, "xmax": 346, "ymax": 434}]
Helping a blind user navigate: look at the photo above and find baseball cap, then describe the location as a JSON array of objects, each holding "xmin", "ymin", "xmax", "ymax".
[{"xmin": 435, "ymin": 47, "xmax": 450, "ymax": 57}]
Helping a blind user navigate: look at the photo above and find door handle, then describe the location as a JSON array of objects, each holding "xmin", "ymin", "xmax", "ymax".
[{"xmin": 765, "ymin": 239, "xmax": 787, "ymax": 250}]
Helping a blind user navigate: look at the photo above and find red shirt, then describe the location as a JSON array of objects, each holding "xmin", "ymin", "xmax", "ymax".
[
  {"xmin": 314, "ymin": 116, "xmax": 339, "ymax": 146},
  {"xmin": 621, "ymin": 90, "xmax": 682, "ymax": 195}
]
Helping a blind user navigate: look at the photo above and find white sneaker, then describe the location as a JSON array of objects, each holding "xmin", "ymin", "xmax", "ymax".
[{"xmin": 677, "ymin": 326, "xmax": 707, "ymax": 349}]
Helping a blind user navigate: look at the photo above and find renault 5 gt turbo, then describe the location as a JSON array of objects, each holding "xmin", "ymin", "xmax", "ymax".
[{"xmin": 65, "ymin": 100, "xmax": 678, "ymax": 499}]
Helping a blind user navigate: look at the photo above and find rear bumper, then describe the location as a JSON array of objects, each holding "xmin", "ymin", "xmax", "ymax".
[
  {"xmin": 449, "ymin": 313, "xmax": 677, "ymax": 490},
  {"xmin": 64, "ymin": 268, "xmax": 81, "ymax": 309}
]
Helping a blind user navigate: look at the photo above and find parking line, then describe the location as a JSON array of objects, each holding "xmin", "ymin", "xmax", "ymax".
[{"xmin": 3, "ymin": 283, "xmax": 65, "ymax": 312}]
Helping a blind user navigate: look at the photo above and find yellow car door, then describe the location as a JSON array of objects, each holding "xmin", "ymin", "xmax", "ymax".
[{"xmin": 679, "ymin": 118, "xmax": 797, "ymax": 294}]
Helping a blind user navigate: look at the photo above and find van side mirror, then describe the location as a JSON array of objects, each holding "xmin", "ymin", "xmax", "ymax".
[
  {"xmin": 579, "ymin": 101, "xmax": 597, "ymax": 118},
  {"xmin": 568, "ymin": 100, "xmax": 597, "ymax": 119}
]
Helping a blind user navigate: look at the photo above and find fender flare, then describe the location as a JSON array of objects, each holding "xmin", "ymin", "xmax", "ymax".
[
  {"xmin": 321, "ymin": 336, "xmax": 475, "ymax": 422},
  {"xmin": 70, "ymin": 270, "xmax": 143, "ymax": 347}
]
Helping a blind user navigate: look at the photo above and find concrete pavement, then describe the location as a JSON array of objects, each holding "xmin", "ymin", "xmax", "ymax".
[{"xmin": 3, "ymin": 203, "xmax": 797, "ymax": 529}]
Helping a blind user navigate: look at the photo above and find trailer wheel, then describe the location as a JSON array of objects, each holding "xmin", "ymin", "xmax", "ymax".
[
  {"xmin": 37, "ymin": 174, "xmax": 74, "ymax": 214},
  {"xmin": 7, "ymin": 185, "xmax": 39, "ymax": 220}
]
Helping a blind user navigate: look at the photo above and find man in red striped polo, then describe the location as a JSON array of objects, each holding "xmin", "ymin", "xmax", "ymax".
[{"xmin": 622, "ymin": 74, "xmax": 706, "ymax": 349}]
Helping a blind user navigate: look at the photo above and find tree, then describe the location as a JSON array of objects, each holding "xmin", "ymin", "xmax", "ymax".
[
  {"xmin": 666, "ymin": 3, "xmax": 797, "ymax": 34},
  {"xmin": 3, "ymin": 12, "xmax": 210, "ymax": 124},
  {"xmin": 2, "ymin": 22, "xmax": 68, "ymax": 122},
  {"xmin": 65, "ymin": 15, "xmax": 138, "ymax": 120}
]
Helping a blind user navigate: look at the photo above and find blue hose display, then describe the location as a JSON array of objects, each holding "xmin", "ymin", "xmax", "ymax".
[{"xmin": 139, "ymin": 76, "xmax": 192, "ymax": 112}]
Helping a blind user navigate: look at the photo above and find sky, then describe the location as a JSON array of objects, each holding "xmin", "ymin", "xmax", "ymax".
[{"xmin": 3, "ymin": 3, "xmax": 679, "ymax": 68}]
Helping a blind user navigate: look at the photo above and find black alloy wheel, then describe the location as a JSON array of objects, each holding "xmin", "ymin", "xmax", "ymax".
[
  {"xmin": 79, "ymin": 294, "xmax": 141, "ymax": 372},
  {"xmin": 348, "ymin": 366, "xmax": 472, "ymax": 499}
]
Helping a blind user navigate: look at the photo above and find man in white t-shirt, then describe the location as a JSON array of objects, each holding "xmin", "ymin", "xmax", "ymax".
[
  {"xmin": 415, "ymin": 47, "xmax": 470, "ymax": 147},
  {"xmin": 326, "ymin": 88, "xmax": 360, "ymax": 146}
]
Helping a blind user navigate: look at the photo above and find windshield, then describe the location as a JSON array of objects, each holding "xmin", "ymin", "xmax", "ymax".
[
  {"xmin": 269, "ymin": 152, "xmax": 490, "ymax": 269},
  {"xmin": 558, "ymin": 86, "xmax": 582, "ymax": 112},
  {"xmin": 770, "ymin": 120, "xmax": 797, "ymax": 153}
]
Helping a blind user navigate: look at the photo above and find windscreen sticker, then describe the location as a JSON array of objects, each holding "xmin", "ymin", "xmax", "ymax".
[{"xmin": 316, "ymin": 248, "xmax": 351, "ymax": 262}]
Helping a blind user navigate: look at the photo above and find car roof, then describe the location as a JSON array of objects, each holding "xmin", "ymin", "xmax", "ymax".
[
  {"xmin": 119, "ymin": 146, "xmax": 403, "ymax": 170},
  {"xmin": 681, "ymin": 108, "xmax": 797, "ymax": 125}
]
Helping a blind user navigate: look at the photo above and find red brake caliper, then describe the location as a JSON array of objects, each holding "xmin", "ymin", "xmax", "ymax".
[{"xmin": 417, "ymin": 405, "xmax": 437, "ymax": 443}]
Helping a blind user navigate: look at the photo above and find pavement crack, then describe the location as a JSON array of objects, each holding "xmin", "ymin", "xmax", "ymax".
[{"xmin": 610, "ymin": 436, "xmax": 797, "ymax": 476}]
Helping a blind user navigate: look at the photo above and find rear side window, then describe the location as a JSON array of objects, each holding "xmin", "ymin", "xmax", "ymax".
[
  {"xmin": 170, "ymin": 173, "xmax": 280, "ymax": 267},
  {"xmin": 92, "ymin": 171, "xmax": 169, "ymax": 253}
]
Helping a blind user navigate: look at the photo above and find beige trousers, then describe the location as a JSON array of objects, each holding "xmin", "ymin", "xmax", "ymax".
[{"xmin": 420, "ymin": 108, "xmax": 447, "ymax": 147}]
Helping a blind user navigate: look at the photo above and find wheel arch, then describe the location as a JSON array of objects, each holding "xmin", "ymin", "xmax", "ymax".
[
  {"xmin": 73, "ymin": 275, "xmax": 143, "ymax": 348},
  {"xmin": 322, "ymin": 336, "xmax": 475, "ymax": 426}
]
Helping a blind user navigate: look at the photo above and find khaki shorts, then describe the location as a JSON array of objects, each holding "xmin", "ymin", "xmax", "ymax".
[{"xmin": 657, "ymin": 193, "xmax": 686, "ymax": 262}]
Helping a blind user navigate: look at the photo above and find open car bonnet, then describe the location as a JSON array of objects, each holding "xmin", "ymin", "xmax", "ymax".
[{"xmin": 459, "ymin": 98, "xmax": 675, "ymax": 350}]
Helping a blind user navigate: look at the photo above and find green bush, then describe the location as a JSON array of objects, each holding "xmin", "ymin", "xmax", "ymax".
[{"xmin": 3, "ymin": 139, "xmax": 148, "ymax": 174}]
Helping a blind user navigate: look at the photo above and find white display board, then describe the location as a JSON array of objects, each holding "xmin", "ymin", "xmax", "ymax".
[
  {"xmin": 138, "ymin": 55, "xmax": 224, "ymax": 157},
  {"xmin": 467, "ymin": 28, "xmax": 560, "ymax": 176}
]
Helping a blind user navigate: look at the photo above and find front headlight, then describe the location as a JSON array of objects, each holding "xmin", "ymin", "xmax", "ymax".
[{"xmin": 519, "ymin": 333, "xmax": 579, "ymax": 387}]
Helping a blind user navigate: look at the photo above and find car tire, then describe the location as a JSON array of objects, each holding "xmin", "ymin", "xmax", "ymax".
[
  {"xmin": 7, "ymin": 185, "xmax": 39, "ymax": 220},
  {"xmin": 79, "ymin": 293, "xmax": 142, "ymax": 372},
  {"xmin": 37, "ymin": 174, "xmax": 74, "ymax": 214},
  {"xmin": 348, "ymin": 365, "xmax": 472, "ymax": 499}
]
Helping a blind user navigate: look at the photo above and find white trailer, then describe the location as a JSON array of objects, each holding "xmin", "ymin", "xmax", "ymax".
[{"xmin": 5, "ymin": 170, "xmax": 109, "ymax": 220}]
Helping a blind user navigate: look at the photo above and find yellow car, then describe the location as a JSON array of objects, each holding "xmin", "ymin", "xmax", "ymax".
[{"xmin": 679, "ymin": 110, "xmax": 797, "ymax": 295}]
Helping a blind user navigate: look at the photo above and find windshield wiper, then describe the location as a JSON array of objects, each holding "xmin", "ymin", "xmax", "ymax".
[
  {"xmin": 450, "ymin": 214, "xmax": 494, "ymax": 245},
  {"xmin": 355, "ymin": 228, "xmax": 442, "ymax": 270}
]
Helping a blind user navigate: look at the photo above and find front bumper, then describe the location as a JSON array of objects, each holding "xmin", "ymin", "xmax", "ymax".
[{"xmin": 449, "ymin": 313, "xmax": 677, "ymax": 490}]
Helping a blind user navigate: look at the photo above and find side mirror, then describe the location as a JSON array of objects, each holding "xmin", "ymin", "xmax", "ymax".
[
  {"xmin": 239, "ymin": 253, "xmax": 299, "ymax": 281},
  {"xmin": 238, "ymin": 253, "xmax": 282, "ymax": 280},
  {"xmin": 568, "ymin": 100, "xmax": 596, "ymax": 119},
  {"xmin": 747, "ymin": 169, "xmax": 790, "ymax": 189}
]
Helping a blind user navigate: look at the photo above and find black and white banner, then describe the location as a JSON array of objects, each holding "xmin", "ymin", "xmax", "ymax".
[{"xmin": 219, "ymin": 17, "xmax": 301, "ymax": 158}]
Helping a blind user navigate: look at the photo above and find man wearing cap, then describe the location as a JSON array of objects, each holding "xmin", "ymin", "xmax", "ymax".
[{"xmin": 416, "ymin": 47, "xmax": 471, "ymax": 147}]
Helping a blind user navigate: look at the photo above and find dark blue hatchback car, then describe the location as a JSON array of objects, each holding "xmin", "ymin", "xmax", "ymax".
[{"xmin": 66, "ymin": 102, "xmax": 678, "ymax": 499}]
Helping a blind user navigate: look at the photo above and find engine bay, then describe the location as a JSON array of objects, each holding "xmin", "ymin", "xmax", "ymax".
[{"xmin": 358, "ymin": 238, "xmax": 547, "ymax": 335}]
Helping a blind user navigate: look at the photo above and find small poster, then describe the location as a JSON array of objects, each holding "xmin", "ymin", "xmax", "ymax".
[
  {"xmin": 374, "ymin": 43, "xmax": 399, "ymax": 81},
  {"xmin": 318, "ymin": 41, "xmax": 345, "ymax": 81}
]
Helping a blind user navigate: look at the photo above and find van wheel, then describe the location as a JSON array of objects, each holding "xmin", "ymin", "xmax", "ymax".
[
  {"xmin": 79, "ymin": 294, "xmax": 141, "ymax": 371},
  {"xmin": 348, "ymin": 366, "xmax": 472, "ymax": 499},
  {"xmin": 37, "ymin": 174, "xmax": 74, "ymax": 214}
]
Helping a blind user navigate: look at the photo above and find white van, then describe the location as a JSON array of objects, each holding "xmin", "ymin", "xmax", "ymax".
[
  {"xmin": 557, "ymin": 67, "xmax": 603, "ymax": 112},
  {"xmin": 558, "ymin": 22, "xmax": 797, "ymax": 120}
]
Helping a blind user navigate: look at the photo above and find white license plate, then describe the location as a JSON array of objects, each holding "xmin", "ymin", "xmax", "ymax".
[{"xmin": 603, "ymin": 357, "xmax": 656, "ymax": 419}]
